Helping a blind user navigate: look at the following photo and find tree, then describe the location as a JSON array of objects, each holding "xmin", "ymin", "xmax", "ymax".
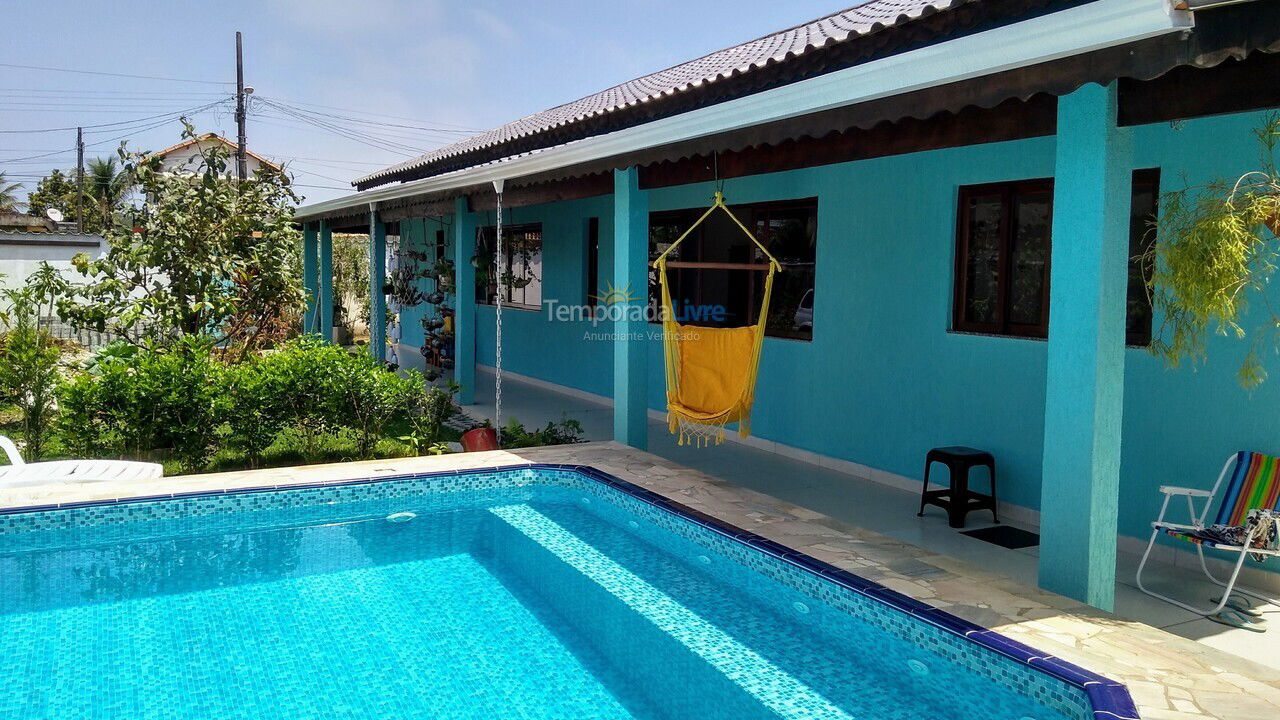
[
  {"xmin": 25, "ymin": 169, "xmax": 74, "ymax": 217},
  {"xmin": 0, "ymin": 172, "xmax": 23, "ymax": 212},
  {"xmin": 86, "ymin": 157, "xmax": 131, "ymax": 230},
  {"xmin": 59, "ymin": 122, "xmax": 306, "ymax": 356}
]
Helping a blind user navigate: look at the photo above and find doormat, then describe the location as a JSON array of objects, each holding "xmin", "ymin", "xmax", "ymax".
[{"xmin": 961, "ymin": 525, "xmax": 1040, "ymax": 550}]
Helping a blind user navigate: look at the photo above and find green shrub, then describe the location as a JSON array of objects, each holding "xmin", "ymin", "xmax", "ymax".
[
  {"xmin": 56, "ymin": 335, "xmax": 430, "ymax": 472},
  {"xmin": 261, "ymin": 336, "xmax": 348, "ymax": 458},
  {"xmin": 331, "ymin": 351, "xmax": 417, "ymax": 457},
  {"xmin": 0, "ymin": 272, "xmax": 66, "ymax": 461},
  {"xmin": 400, "ymin": 379, "xmax": 459, "ymax": 454},
  {"xmin": 499, "ymin": 416, "xmax": 584, "ymax": 448},
  {"xmin": 56, "ymin": 337, "xmax": 229, "ymax": 471},
  {"xmin": 0, "ymin": 325, "xmax": 61, "ymax": 461},
  {"xmin": 224, "ymin": 355, "xmax": 292, "ymax": 467}
]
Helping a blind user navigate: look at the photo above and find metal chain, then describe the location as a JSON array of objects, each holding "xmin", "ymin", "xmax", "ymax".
[{"xmin": 493, "ymin": 183, "xmax": 504, "ymax": 441}]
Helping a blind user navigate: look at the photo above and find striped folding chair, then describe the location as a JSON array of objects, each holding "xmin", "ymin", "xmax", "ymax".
[{"xmin": 1136, "ymin": 451, "xmax": 1280, "ymax": 629}]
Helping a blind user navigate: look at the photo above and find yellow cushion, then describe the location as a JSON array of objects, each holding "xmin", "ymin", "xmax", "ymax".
[{"xmin": 672, "ymin": 323, "xmax": 755, "ymax": 417}]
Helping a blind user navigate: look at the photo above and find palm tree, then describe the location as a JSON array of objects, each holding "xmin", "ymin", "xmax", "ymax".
[
  {"xmin": 0, "ymin": 172, "xmax": 23, "ymax": 212},
  {"xmin": 86, "ymin": 157, "xmax": 131, "ymax": 230}
]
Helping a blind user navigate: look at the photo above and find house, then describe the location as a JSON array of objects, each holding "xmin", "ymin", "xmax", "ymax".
[
  {"xmin": 293, "ymin": 0, "xmax": 1280, "ymax": 612},
  {"xmin": 0, "ymin": 230, "xmax": 105, "ymax": 300},
  {"xmin": 0, "ymin": 212, "xmax": 56, "ymax": 233},
  {"xmin": 152, "ymin": 133, "xmax": 281, "ymax": 176}
]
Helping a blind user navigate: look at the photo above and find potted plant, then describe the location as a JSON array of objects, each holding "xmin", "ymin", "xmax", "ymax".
[
  {"xmin": 460, "ymin": 420, "xmax": 499, "ymax": 452},
  {"xmin": 1151, "ymin": 114, "xmax": 1280, "ymax": 387}
]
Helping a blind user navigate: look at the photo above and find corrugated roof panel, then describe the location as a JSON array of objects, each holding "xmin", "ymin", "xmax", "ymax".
[{"xmin": 356, "ymin": 0, "xmax": 967, "ymax": 187}]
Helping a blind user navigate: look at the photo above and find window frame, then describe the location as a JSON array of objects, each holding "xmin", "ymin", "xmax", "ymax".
[
  {"xmin": 585, "ymin": 217, "xmax": 600, "ymax": 307},
  {"xmin": 474, "ymin": 222, "xmax": 544, "ymax": 311},
  {"xmin": 953, "ymin": 172, "xmax": 1161, "ymax": 343},
  {"xmin": 647, "ymin": 197, "xmax": 818, "ymax": 341},
  {"xmin": 1126, "ymin": 168, "xmax": 1160, "ymax": 347},
  {"xmin": 953, "ymin": 178, "xmax": 1054, "ymax": 338}
]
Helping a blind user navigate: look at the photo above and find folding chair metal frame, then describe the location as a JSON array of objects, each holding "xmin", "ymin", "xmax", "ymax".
[{"xmin": 1136, "ymin": 454, "xmax": 1280, "ymax": 616}]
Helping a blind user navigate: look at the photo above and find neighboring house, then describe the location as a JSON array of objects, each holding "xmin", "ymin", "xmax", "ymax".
[
  {"xmin": 0, "ymin": 231, "xmax": 105, "ymax": 290},
  {"xmin": 293, "ymin": 1, "xmax": 1280, "ymax": 610},
  {"xmin": 152, "ymin": 133, "xmax": 281, "ymax": 176},
  {"xmin": 0, "ymin": 230, "xmax": 111, "ymax": 346},
  {"xmin": 0, "ymin": 212, "xmax": 56, "ymax": 233}
]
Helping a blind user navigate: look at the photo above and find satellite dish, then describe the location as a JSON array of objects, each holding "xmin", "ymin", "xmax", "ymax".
[{"xmin": 46, "ymin": 208, "xmax": 64, "ymax": 223}]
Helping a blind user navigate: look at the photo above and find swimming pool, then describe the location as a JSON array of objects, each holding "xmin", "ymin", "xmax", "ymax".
[{"xmin": 0, "ymin": 464, "xmax": 1135, "ymax": 720}]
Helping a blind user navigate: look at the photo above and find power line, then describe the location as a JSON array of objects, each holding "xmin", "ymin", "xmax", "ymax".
[
  {"xmin": 0, "ymin": 97, "xmax": 232, "ymax": 134},
  {"xmin": 255, "ymin": 96, "xmax": 473, "ymax": 135},
  {"xmin": 0, "ymin": 62, "xmax": 232, "ymax": 85},
  {"xmin": 265, "ymin": 154, "xmax": 395, "ymax": 166},
  {"xmin": 253, "ymin": 98, "xmax": 427, "ymax": 155},
  {"xmin": 251, "ymin": 111, "xmax": 458, "ymax": 148},
  {"xmin": 0, "ymin": 106, "xmax": 225, "ymax": 164},
  {"xmin": 253, "ymin": 94, "xmax": 479, "ymax": 131},
  {"xmin": 291, "ymin": 182, "xmax": 353, "ymax": 191},
  {"xmin": 0, "ymin": 87, "xmax": 229, "ymax": 96},
  {"xmin": 284, "ymin": 164, "xmax": 354, "ymax": 185}
]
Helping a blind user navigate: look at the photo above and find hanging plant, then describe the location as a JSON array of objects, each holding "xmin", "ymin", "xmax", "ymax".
[
  {"xmin": 1151, "ymin": 114, "xmax": 1280, "ymax": 387},
  {"xmin": 436, "ymin": 257, "xmax": 456, "ymax": 293}
]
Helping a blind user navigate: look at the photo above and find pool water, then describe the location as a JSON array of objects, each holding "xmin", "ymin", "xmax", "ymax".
[{"xmin": 0, "ymin": 468, "xmax": 1094, "ymax": 720}]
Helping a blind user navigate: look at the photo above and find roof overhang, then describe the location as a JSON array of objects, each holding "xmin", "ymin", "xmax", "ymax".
[{"xmin": 295, "ymin": 0, "xmax": 1191, "ymax": 222}]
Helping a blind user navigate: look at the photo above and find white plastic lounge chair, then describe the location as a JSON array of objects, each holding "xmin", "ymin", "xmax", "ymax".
[
  {"xmin": 1136, "ymin": 451, "xmax": 1280, "ymax": 631},
  {"xmin": 0, "ymin": 435, "xmax": 163, "ymax": 488}
]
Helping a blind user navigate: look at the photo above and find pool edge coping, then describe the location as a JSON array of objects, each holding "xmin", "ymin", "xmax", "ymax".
[{"xmin": 0, "ymin": 460, "xmax": 1138, "ymax": 720}]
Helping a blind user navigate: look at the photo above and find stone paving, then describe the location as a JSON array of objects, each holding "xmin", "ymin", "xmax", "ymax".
[{"xmin": 3, "ymin": 441, "xmax": 1277, "ymax": 720}]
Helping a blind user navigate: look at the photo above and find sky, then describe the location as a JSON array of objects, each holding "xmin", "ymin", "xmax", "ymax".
[{"xmin": 2, "ymin": 0, "xmax": 840, "ymax": 208}]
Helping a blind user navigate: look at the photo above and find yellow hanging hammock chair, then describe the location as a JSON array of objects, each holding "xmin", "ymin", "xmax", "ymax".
[{"xmin": 653, "ymin": 191, "xmax": 782, "ymax": 447}]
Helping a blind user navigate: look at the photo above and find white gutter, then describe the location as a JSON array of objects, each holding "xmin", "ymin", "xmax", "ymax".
[{"xmin": 296, "ymin": 0, "xmax": 1191, "ymax": 220}]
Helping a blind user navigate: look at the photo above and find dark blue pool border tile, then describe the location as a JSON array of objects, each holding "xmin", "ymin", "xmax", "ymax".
[{"xmin": 0, "ymin": 460, "xmax": 1137, "ymax": 719}]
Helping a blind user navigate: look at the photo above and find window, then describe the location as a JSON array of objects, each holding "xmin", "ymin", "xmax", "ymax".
[
  {"xmin": 1126, "ymin": 169, "xmax": 1159, "ymax": 346},
  {"xmin": 649, "ymin": 198, "xmax": 817, "ymax": 341},
  {"xmin": 475, "ymin": 223, "xmax": 542, "ymax": 309},
  {"xmin": 954, "ymin": 179, "xmax": 1053, "ymax": 337},
  {"xmin": 585, "ymin": 217, "xmax": 600, "ymax": 307},
  {"xmin": 952, "ymin": 173, "xmax": 1158, "ymax": 341}
]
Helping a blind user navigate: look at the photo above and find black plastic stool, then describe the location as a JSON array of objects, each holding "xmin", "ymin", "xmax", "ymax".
[{"xmin": 917, "ymin": 446, "xmax": 998, "ymax": 528}]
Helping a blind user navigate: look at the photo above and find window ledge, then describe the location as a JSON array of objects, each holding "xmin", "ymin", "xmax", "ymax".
[
  {"xmin": 947, "ymin": 329, "xmax": 1047, "ymax": 343},
  {"xmin": 947, "ymin": 328, "xmax": 1154, "ymax": 350},
  {"xmin": 478, "ymin": 303, "xmax": 541, "ymax": 313}
]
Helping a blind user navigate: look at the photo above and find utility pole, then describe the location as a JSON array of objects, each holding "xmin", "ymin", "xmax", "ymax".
[
  {"xmin": 235, "ymin": 31, "xmax": 247, "ymax": 181},
  {"xmin": 75, "ymin": 126, "xmax": 84, "ymax": 233}
]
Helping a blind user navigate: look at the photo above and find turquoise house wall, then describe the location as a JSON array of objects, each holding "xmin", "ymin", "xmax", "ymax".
[
  {"xmin": 457, "ymin": 107, "xmax": 1279, "ymax": 557},
  {"xmin": 471, "ymin": 195, "xmax": 617, "ymax": 398}
]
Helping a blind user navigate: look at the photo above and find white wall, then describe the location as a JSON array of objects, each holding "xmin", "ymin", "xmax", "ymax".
[{"xmin": 0, "ymin": 233, "xmax": 105, "ymax": 292}]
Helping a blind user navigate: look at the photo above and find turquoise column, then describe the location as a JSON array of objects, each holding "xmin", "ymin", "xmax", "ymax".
[
  {"xmin": 1038, "ymin": 82, "xmax": 1132, "ymax": 611},
  {"xmin": 612, "ymin": 167, "xmax": 649, "ymax": 449},
  {"xmin": 453, "ymin": 196, "xmax": 477, "ymax": 405},
  {"xmin": 318, "ymin": 220, "xmax": 335, "ymax": 342},
  {"xmin": 368, "ymin": 208, "xmax": 387, "ymax": 362},
  {"xmin": 302, "ymin": 222, "xmax": 318, "ymax": 334}
]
